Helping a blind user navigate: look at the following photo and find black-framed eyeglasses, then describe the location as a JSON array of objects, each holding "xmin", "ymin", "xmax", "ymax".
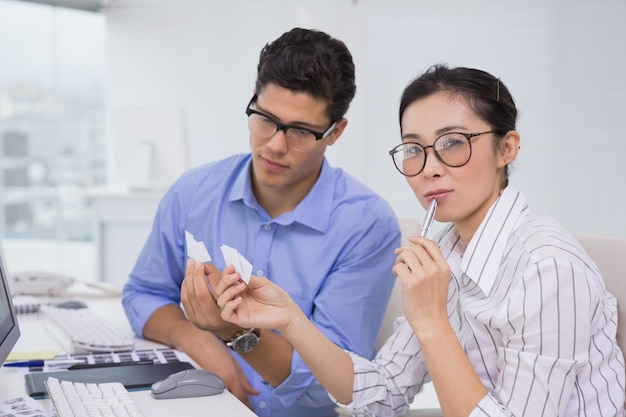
[
  {"xmin": 388, "ymin": 131, "xmax": 493, "ymax": 177},
  {"xmin": 245, "ymin": 95, "xmax": 336, "ymax": 152}
]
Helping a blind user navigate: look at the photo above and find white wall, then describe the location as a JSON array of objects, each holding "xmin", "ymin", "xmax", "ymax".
[{"xmin": 104, "ymin": 0, "xmax": 626, "ymax": 238}]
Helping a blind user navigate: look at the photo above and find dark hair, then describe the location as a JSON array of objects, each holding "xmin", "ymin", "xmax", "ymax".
[
  {"xmin": 399, "ymin": 64, "xmax": 518, "ymax": 184},
  {"xmin": 255, "ymin": 28, "xmax": 356, "ymax": 122}
]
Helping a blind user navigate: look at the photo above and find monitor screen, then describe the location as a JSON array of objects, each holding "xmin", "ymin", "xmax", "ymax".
[{"xmin": 0, "ymin": 249, "xmax": 20, "ymax": 365}]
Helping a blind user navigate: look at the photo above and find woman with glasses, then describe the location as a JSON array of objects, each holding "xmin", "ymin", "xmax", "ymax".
[{"xmin": 214, "ymin": 64, "xmax": 626, "ymax": 416}]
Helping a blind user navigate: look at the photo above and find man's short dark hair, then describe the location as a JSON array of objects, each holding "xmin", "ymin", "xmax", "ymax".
[{"xmin": 255, "ymin": 28, "xmax": 356, "ymax": 122}]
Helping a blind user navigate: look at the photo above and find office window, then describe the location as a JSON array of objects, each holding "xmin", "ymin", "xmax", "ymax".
[{"xmin": 0, "ymin": 0, "xmax": 105, "ymax": 276}]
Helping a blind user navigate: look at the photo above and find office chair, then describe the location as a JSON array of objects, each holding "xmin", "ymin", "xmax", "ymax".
[
  {"xmin": 573, "ymin": 233, "xmax": 626, "ymax": 362},
  {"xmin": 376, "ymin": 217, "xmax": 420, "ymax": 351}
]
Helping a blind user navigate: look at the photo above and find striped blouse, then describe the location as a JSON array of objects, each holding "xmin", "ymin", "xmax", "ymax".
[{"xmin": 343, "ymin": 186, "xmax": 626, "ymax": 416}]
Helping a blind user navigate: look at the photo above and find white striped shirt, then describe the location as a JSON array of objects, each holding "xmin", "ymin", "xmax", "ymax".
[{"xmin": 344, "ymin": 186, "xmax": 626, "ymax": 416}]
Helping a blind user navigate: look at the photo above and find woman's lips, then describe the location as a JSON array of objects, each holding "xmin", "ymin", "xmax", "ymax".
[{"xmin": 425, "ymin": 190, "xmax": 451, "ymax": 201}]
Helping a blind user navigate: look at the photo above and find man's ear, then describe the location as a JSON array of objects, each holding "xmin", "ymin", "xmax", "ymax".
[
  {"xmin": 326, "ymin": 118, "xmax": 348, "ymax": 146},
  {"xmin": 499, "ymin": 130, "xmax": 520, "ymax": 167}
]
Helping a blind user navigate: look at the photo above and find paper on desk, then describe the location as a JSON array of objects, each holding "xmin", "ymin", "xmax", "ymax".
[
  {"xmin": 220, "ymin": 244, "xmax": 253, "ymax": 284},
  {"xmin": 7, "ymin": 350, "xmax": 59, "ymax": 361},
  {"xmin": 0, "ymin": 396, "xmax": 47, "ymax": 417},
  {"xmin": 185, "ymin": 230, "xmax": 212, "ymax": 262}
]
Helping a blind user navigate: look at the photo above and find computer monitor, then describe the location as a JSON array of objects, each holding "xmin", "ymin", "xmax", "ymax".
[{"xmin": 0, "ymin": 249, "xmax": 20, "ymax": 365}]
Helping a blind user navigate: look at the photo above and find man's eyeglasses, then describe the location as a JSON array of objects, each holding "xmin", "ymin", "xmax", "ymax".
[
  {"xmin": 389, "ymin": 131, "xmax": 493, "ymax": 177},
  {"xmin": 245, "ymin": 95, "xmax": 336, "ymax": 152}
]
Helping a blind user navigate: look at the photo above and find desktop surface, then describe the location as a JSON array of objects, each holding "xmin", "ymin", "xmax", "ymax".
[{"xmin": 0, "ymin": 287, "xmax": 257, "ymax": 417}]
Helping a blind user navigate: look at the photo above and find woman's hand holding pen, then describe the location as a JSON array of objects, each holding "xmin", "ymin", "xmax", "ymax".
[
  {"xmin": 216, "ymin": 267, "xmax": 296, "ymax": 334},
  {"xmin": 393, "ymin": 237, "xmax": 451, "ymax": 340}
]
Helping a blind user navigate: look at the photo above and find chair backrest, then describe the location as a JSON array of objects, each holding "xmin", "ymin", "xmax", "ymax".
[
  {"xmin": 376, "ymin": 217, "xmax": 421, "ymax": 350},
  {"xmin": 573, "ymin": 233, "xmax": 626, "ymax": 360}
]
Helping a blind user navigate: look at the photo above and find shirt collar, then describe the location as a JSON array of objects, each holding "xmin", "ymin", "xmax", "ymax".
[
  {"xmin": 228, "ymin": 155, "xmax": 252, "ymax": 203},
  {"xmin": 228, "ymin": 156, "xmax": 334, "ymax": 232},
  {"xmin": 460, "ymin": 186, "xmax": 527, "ymax": 295}
]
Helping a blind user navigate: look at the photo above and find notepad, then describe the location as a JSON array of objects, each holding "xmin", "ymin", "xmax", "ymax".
[
  {"xmin": 25, "ymin": 361, "xmax": 195, "ymax": 398},
  {"xmin": 7, "ymin": 350, "xmax": 59, "ymax": 361}
]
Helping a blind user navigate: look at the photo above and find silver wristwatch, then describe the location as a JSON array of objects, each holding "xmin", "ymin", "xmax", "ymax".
[{"xmin": 224, "ymin": 328, "xmax": 260, "ymax": 353}]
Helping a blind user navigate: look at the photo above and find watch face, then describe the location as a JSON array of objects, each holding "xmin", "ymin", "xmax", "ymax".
[{"xmin": 233, "ymin": 333, "xmax": 259, "ymax": 353}]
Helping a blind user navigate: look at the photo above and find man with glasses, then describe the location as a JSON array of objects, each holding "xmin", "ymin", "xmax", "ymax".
[{"xmin": 122, "ymin": 28, "xmax": 399, "ymax": 417}]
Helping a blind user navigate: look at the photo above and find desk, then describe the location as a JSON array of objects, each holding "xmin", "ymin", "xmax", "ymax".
[{"xmin": 0, "ymin": 289, "xmax": 257, "ymax": 417}]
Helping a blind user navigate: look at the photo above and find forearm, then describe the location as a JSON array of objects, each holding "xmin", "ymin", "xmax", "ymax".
[
  {"xmin": 418, "ymin": 322, "xmax": 487, "ymax": 417},
  {"xmin": 282, "ymin": 306, "xmax": 355, "ymax": 405},
  {"xmin": 144, "ymin": 304, "xmax": 259, "ymax": 406},
  {"xmin": 238, "ymin": 330, "xmax": 293, "ymax": 387},
  {"xmin": 143, "ymin": 304, "xmax": 224, "ymax": 358}
]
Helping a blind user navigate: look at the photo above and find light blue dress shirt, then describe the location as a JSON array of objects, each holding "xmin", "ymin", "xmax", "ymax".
[{"xmin": 122, "ymin": 154, "xmax": 400, "ymax": 417}]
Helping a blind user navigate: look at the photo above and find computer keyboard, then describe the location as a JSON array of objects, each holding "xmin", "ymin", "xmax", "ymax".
[
  {"xmin": 40, "ymin": 305, "xmax": 135, "ymax": 353},
  {"xmin": 46, "ymin": 376, "xmax": 146, "ymax": 417}
]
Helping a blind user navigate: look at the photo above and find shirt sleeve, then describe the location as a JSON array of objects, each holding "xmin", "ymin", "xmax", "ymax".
[
  {"xmin": 121, "ymin": 181, "xmax": 189, "ymax": 337},
  {"xmin": 271, "ymin": 211, "xmax": 401, "ymax": 408},
  {"xmin": 327, "ymin": 319, "xmax": 430, "ymax": 416}
]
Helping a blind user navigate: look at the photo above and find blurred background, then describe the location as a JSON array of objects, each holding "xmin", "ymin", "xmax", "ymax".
[{"xmin": 0, "ymin": 0, "xmax": 624, "ymax": 286}]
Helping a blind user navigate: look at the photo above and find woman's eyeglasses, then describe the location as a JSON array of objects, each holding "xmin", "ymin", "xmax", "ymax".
[{"xmin": 389, "ymin": 131, "xmax": 493, "ymax": 176}]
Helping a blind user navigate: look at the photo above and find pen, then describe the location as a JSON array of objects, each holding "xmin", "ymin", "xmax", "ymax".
[
  {"xmin": 3, "ymin": 360, "xmax": 45, "ymax": 368},
  {"xmin": 419, "ymin": 199, "xmax": 438, "ymax": 238},
  {"xmin": 3, "ymin": 359, "xmax": 85, "ymax": 368}
]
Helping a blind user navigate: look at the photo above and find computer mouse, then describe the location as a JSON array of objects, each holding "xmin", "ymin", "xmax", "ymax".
[
  {"xmin": 150, "ymin": 368, "xmax": 225, "ymax": 399},
  {"xmin": 51, "ymin": 300, "xmax": 87, "ymax": 309}
]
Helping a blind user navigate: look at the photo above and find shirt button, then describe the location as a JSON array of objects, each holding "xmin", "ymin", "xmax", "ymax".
[
  {"xmin": 256, "ymin": 270, "xmax": 264, "ymax": 276},
  {"xmin": 259, "ymin": 401, "xmax": 266, "ymax": 408},
  {"xmin": 264, "ymin": 224, "xmax": 271, "ymax": 231}
]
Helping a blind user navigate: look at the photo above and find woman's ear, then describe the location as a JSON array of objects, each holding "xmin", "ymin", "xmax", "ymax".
[{"xmin": 499, "ymin": 130, "xmax": 520, "ymax": 167}]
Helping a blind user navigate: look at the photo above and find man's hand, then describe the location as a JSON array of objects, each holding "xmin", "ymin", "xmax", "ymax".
[
  {"xmin": 142, "ymin": 305, "xmax": 259, "ymax": 406},
  {"xmin": 181, "ymin": 259, "xmax": 240, "ymax": 339},
  {"xmin": 189, "ymin": 335, "xmax": 260, "ymax": 407}
]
